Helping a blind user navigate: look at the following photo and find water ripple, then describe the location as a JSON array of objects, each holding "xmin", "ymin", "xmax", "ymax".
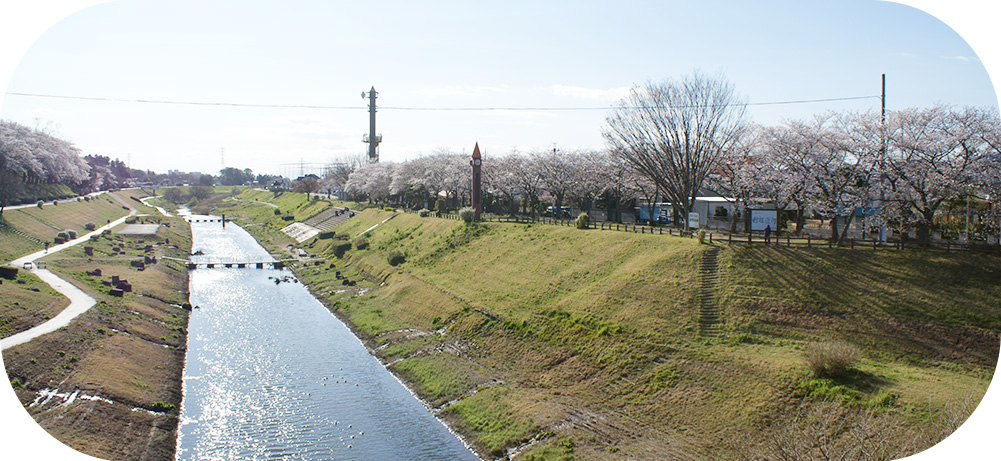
[{"xmin": 177, "ymin": 218, "xmax": 476, "ymax": 460}]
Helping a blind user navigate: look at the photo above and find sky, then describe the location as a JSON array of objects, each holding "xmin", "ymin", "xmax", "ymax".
[
  {"xmin": 0, "ymin": 0, "xmax": 998, "ymax": 179},
  {"xmin": 0, "ymin": 2, "xmax": 1000, "ymax": 460}
]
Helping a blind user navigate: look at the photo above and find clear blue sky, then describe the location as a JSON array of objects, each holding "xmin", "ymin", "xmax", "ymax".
[{"xmin": 0, "ymin": 0, "xmax": 998, "ymax": 179}]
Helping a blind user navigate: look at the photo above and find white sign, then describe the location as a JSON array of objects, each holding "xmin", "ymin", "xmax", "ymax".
[
  {"xmin": 750, "ymin": 209, "xmax": 778, "ymax": 231},
  {"xmin": 688, "ymin": 212, "xmax": 700, "ymax": 228}
]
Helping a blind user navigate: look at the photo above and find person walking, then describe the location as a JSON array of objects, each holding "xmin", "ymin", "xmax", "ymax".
[{"xmin": 764, "ymin": 225, "xmax": 772, "ymax": 245}]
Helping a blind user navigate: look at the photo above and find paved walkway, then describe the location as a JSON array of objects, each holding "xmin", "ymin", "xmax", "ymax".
[{"xmin": 1, "ymin": 205, "xmax": 137, "ymax": 351}]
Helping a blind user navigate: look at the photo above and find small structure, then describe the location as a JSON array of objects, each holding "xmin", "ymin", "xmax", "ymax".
[{"xmin": 470, "ymin": 143, "xmax": 483, "ymax": 220}]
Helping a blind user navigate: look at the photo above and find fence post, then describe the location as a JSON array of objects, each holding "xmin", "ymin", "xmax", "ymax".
[
  {"xmin": 807, "ymin": 236, "xmax": 811, "ymax": 248},
  {"xmin": 851, "ymin": 238, "xmax": 854, "ymax": 249},
  {"xmin": 728, "ymin": 233, "xmax": 731, "ymax": 244},
  {"xmin": 747, "ymin": 233, "xmax": 752, "ymax": 244},
  {"xmin": 709, "ymin": 233, "xmax": 713, "ymax": 243}
]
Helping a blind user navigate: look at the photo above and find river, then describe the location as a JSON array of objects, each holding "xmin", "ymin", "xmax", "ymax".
[{"xmin": 176, "ymin": 216, "xmax": 477, "ymax": 460}]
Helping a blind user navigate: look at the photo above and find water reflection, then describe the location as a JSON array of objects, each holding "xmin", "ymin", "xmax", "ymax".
[{"xmin": 177, "ymin": 216, "xmax": 476, "ymax": 460}]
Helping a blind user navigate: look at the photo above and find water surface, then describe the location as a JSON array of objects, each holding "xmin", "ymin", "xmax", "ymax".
[{"xmin": 177, "ymin": 216, "xmax": 476, "ymax": 460}]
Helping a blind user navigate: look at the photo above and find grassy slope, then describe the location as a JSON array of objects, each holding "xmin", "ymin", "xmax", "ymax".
[
  {"xmin": 0, "ymin": 193, "xmax": 133, "ymax": 263},
  {"xmin": 218, "ymin": 191, "xmax": 999, "ymax": 459},
  {"xmin": 0, "ymin": 271, "xmax": 69, "ymax": 339},
  {"xmin": 3, "ymin": 193, "xmax": 192, "ymax": 460}
]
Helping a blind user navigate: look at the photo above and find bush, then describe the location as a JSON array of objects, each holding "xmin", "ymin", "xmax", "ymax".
[
  {"xmin": 0, "ymin": 266, "xmax": 18, "ymax": 280},
  {"xmin": 459, "ymin": 207, "xmax": 476, "ymax": 224},
  {"xmin": 418, "ymin": 209, "xmax": 430, "ymax": 217},
  {"xmin": 697, "ymin": 230, "xmax": 706, "ymax": 244},
  {"xmin": 84, "ymin": 222, "xmax": 97, "ymax": 231},
  {"xmin": 36, "ymin": 200, "xmax": 44, "ymax": 208},
  {"xmin": 273, "ymin": 209, "xmax": 281, "ymax": 215},
  {"xmin": 66, "ymin": 229, "xmax": 77, "ymax": 239},
  {"xmin": 384, "ymin": 206, "xmax": 397, "ymax": 212},
  {"xmin": 435, "ymin": 198, "xmax": 447, "ymax": 213},
  {"xmin": 387, "ymin": 250, "xmax": 406, "ymax": 266},
  {"xmin": 317, "ymin": 231, "xmax": 335, "ymax": 240},
  {"xmin": 150, "ymin": 401, "xmax": 176, "ymax": 412},
  {"xmin": 333, "ymin": 242, "xmax": 352, "ymax": 258},
  {"xmin": 575, "ymin": 212, "xmax": 590, "ymax": 229},
  {"xmin": 281, "ymin": 215, "xmax": 294, "ymax": 221},
  {"xmin": 354, "ymin": 236, "xmax": 369, "ymax": 250},
  {"xmin": 806, "ymin": 340, "xmax": 861, "ymax": 379}
]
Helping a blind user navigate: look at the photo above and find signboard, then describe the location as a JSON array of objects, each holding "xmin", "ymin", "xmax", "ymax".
[
  {"xmin": 750, "ymin": 209, "xmax": 778, "ymax": 231},
  {"xmin": 688, "ymin": 212, "xmax": 700, "ymax": 229}
]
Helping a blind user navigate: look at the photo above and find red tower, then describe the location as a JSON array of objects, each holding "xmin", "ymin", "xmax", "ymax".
[{"xmin": 470, "ymin": 143, "xmax": 482, "ymax": 220}]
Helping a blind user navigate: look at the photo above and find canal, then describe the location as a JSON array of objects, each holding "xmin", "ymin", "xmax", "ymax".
[{"xmin": 176, "ymin": 216, "xmax": 477, "ymax": 460}]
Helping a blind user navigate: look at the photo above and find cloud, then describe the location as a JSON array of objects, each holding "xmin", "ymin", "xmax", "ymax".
[
  {"xmin": 414, "ymin": 86, "xmax": 509, "ymax": 97},
  {"xmin": 941, "ymin": 55, "xmax": 978, "ymax": 62},
  {"xmin": 551, "ymin": 84, "xmax": 630, "ymax": 101}
]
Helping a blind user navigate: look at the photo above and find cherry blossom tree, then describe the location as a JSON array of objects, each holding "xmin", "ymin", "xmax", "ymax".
[{"xmin": 881, "ymin": 105, "xmax": 995, "ymax": 243}]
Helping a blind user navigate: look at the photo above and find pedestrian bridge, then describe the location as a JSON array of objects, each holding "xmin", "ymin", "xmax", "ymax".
[{"xmin": 163, "ymin": 256, "xmax": 328, "ymax": 270}]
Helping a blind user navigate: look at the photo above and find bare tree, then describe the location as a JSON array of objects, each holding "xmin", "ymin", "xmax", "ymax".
[{"xmin": 603, "ymin": 72, "xmax": 747, "ymax": 226}]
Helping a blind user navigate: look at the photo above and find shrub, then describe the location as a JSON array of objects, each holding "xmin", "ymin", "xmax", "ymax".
[
  {"xmin": 56, "ymin": 232, "xmax": 69, "ymax": 241},
  {"xmin": 384, "ymin": 206, "xmax": 397, "ymax": 212},
  {"xmin": 150, "ymin": 401, "xmax": 176, "ymax": 412},
  {"xmin": 435, "ymin": 198, "xmax": 447, "ymax": 213},
  {"xmin": 36, "ymin": 200, "xmax": 44, "ymax": 208},
  {"xmin": 333, "ymin": 242, "xmax": 352, "ymax": 258},
  {"xmin": 459, "ymin": 207, "xmax": 475, "ymax": 224},
  {"xmin": 418, "ymin": 209, "xmax": 430, "ymax": 217},
  {"xmin": 806, "ymin": 340, "xmax": 861, "ymax": 379},
  {"xmin": 0, "ymin": 266, "xmax": 18, "ymax": 280},
  {"xmin": 84, "ymin": 222, "xmax": 96, "ymax": 231},
  {"xmin": 273, "ymin": 209, "xmax": 281, "ymax": 215},
  {"xmin": 317, "ymin": 231, "xmax": 335, "ymax": 240},
  {"xmin": 66, "ymin": 229, "xmax": 77, "ymax": 239},
  {"xmin": 354, "ymin": 236, "xmax": 369, "ymax": 250},
  {"xmin": 697, "ymin": 230, "xmax": 706, "ymax": 244},
  {"xmin": 575, "ymin": 212, "xmax": 590, "ymax": 229},
  {"xmin": 387, "ymin": 250, "xmax": 406, "ymax": 266},
  {"xmin": 10, "ymin": 377, "xmax": 23, "ymax": 389},
  {"xmin": 281, "ymin": 215, "xmax": 294, "ymax": 221}
]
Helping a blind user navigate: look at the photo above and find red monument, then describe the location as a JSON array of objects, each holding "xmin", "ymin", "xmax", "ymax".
[{"xmin": 470, "ymin": 143, "xmax": 482, "ymax": 220}]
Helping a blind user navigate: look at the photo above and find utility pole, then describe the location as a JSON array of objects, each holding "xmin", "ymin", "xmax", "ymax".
[
  {"xmin": 879, "ymin": 74, "xmax": 887, "ymax": 243},
  {"xmin": 362, "ymin": 87, "xmax": 381, "ymax": 163}
]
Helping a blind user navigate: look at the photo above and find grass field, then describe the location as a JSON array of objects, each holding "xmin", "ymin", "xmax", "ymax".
[{"xmin": 207, "ymin": 189, "xmax": 999, "ymax": 459}]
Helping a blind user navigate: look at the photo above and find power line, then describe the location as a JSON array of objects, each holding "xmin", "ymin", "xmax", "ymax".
[{"xmin": 4, "ymin": 91, "xmax": 880, "ymax": 111}]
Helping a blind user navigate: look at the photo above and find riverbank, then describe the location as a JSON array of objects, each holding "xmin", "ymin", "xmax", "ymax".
[
  {"xmin": 2, "ymin": 191, "xmax": 193, "ymax": 460},
  {"xmin": 200, "ymin": 189, "xmax": 999, "ymax": 459}
]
